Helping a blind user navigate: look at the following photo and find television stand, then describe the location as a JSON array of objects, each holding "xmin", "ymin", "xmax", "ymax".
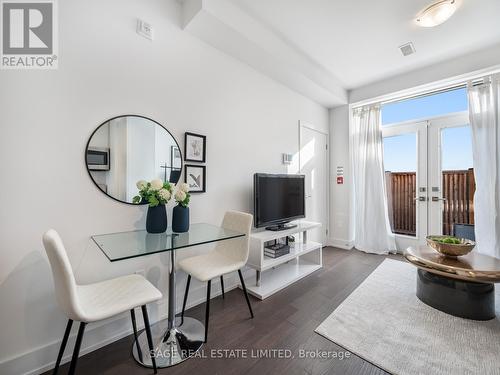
[
  {"xmin": 265, "ymin": 223, "xmax": 297, "ymax": 231},
  {"xmin": 241, "ymin": 221, "xmax": 322, "ymax": 299}
]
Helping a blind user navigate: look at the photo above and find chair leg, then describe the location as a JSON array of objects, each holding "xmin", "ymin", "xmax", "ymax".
[
  {"xmin": 141, "ymin": 305, "xmax": 157, "ymax": 374},
  {"xmin": 205, "ymin": 280, "xmax": 211, "ymax": 343},
  {"xmin": 238, "ymin": 269, "xmax": 254, "ymax": 319},
  {"xmin": 68, "ymin": 322, "xmax": 86, "ymax": 375},
  {"xmin": 130, "ymin": 309, "xmax": 143, "ymax": 362},
  {"xmin": 220, "ymin": 275, "xmax": 225, "ymax": 299},
  {"xmin": 181, "ymin": 274, "xmax": 191, "ymax": 321},
  {"xmin": 52, "ymin": 319, "xmax": 73, "ymax": 375}
]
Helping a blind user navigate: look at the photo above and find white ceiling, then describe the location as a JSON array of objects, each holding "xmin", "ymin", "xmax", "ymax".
[{"xmin": 232, "ymin": 0, "xmax": 500, "ymax": 89}]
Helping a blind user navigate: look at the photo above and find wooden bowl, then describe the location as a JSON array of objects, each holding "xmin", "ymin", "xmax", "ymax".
[{"xmin": 426, "ymin": 236, "xmax": 475, "ymax": 257}]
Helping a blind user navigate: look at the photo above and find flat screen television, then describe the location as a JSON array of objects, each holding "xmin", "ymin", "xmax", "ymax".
[{"xmin": 253, "ymin": 173, "xmax": 305, "ymax": 230}]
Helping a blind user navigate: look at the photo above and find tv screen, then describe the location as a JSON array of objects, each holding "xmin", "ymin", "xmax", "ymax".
[{"xmin": 254, "ymin": 173, "xmax": 305, "ymax": 228}]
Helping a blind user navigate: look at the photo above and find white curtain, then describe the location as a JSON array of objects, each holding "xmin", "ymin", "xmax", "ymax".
[
  {"xmin": 351, "ymin": 105, "xmax": 396, "ymax": 254},
  {"xmin": 468, "ymin": 75, "xmax": 500, "ymax": 259}
]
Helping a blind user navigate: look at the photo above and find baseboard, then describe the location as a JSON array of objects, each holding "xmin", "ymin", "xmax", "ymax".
[
  {"xmin": 328, "ymin": 237, "xmax": 354, "ymax": 250},
  {"xmin": 0, "ymin": 274, "xmax": 240, "ymax": 375}
]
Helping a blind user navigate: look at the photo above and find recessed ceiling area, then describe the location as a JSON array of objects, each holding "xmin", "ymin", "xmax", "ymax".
[
  {"xmin": 233, "ymin": 0, "xmax": 500, "ymax": 89},
  {"xmin": 181, "ymin": 0, "xmax": 500, "ymax": 106}
]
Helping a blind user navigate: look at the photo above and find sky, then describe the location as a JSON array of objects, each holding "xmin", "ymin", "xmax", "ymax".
[{"xmin": 382, "ymin": 87, "xmax": 473, "ymax": 172}]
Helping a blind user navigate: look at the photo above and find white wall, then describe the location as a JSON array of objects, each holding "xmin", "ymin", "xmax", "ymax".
[
  {"xmin": 154, "ymin": 123, "xmax": 177, "ymax": 182},
  {"xmin": 349, "ymin": 42, "xmax": 500, "ymax": 104},
  {"xmin": 328, "ymin": 105, "xmax": 353, "ymax": 249},
  {"xmin": 0, "ymin": 1, "xmax": 328, "ymax": 374},
  {"xmin": 125, "ymin": 117, "xmax": 156, "ymax": 202}
]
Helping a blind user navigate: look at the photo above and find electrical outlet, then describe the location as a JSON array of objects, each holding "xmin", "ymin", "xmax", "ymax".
[{"xmin": 136, "ymin": 19, "xmax": 153, "ymax": 41}]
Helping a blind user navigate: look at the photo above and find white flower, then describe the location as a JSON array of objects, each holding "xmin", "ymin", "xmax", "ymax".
[
  {"xmin": 136, "ymin": 180, "xmax": 147, "ymax": 190},
  {"xmin": 158, "ymin": 188, "xmax": 171, "ymax": 201},
  {"xmin": 175, "ymin": 190, "xmax": 186, "ymax": 202},
  {"xmin": 150, "ymin": 179, "xmax": 163, "ymax": 191},
  {"xmin": 179, "ymin": 182, "xmax": 190, "ymax": 193}
]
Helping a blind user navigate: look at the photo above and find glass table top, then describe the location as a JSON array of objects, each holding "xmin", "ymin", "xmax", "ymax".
[{"xmin": 91, "ymin": 223, "xmax": 245, "ymax": 262}]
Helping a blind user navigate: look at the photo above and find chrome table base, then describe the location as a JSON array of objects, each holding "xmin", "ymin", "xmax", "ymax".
[
  {"xmin": 133, "ymin": 240, "xmax": 205, "ymax": 368},
  {"xmin": 132, "ymin": 317, "xmax": 204, "ymax": 367}
]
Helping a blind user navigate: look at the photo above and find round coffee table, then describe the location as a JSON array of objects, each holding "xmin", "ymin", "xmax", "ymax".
[{"xmin": 405, "ymin": 246, "xmax": 500, "ymax": 320}]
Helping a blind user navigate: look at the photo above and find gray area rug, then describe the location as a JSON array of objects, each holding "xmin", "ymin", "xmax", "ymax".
[{"xmin": 315, "ymin": 259, "xmax": 500, "ymax": 375}]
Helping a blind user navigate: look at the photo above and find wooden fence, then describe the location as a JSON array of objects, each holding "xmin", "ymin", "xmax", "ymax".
[
  {"xmin": 385, "ymin": 169, "xmax": 475, "ymax": 236},
  {"xmin": 442, "ymin": 169, "xmax": 475, "ymax": 235}
]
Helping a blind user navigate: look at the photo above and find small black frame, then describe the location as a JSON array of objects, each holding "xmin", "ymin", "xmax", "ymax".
[
  {"xmin": 184, "ymin": 132, "xmax": 206, "ymax": 163},
  {"xmin": 184, "ymin": 164, "xmax": 206, "ymax": 193}
]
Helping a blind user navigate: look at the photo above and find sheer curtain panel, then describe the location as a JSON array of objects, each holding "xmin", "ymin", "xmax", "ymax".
[
  {"xmin": 351, "ymin": 105, "xmax": 396, "ymax": 254},
  {"xmin": 468, "ymin": 75, "xmax": 500, "ymax": 258}
]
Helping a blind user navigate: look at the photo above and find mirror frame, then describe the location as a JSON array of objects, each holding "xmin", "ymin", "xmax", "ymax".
[{"xmin": 85, "ymin": 114, "xmax": 183, "ymax": 205}]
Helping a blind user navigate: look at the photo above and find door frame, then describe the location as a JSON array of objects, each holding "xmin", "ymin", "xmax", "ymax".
[
  {"xmin": 382, "ymin": 120, "xmax": 428, "ymax": 250},
  {"xmin": 381, "ymin": 110, "xmax": 469, "ymax": 251},
  {"xmin": 427, "ymin": 111, "xmax": 470, "ymax": 236},
  {"xmin": 298, "ymin": 121, "xmax": 330, "ymax": 244}
]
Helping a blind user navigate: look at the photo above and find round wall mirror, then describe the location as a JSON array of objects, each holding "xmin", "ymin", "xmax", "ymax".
[{"xmin": 86, "ymin": 115, "xmax": 182, "ymax": 204}]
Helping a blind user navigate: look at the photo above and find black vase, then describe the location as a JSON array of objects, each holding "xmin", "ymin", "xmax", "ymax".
[
  {"xmin": 146, "ymin": 204, "xmax": 167, "ymax": 233},
  {"xmin": 172, "ymin": 205, "xmax": 190, "ymax": 233}
]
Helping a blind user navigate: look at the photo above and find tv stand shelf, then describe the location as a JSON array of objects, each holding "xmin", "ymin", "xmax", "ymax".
[{"xmin": 242, "ymin": 221, "xmax": 322, "ymax": 300}]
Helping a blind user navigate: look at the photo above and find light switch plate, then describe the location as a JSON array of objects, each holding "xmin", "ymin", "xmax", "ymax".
[
  {"xmin": 282, "ymin": 153, "xmax": 293, "ymax": 165},
  {"xmin": 137, "ymin": 19, "xmax": 154, "ymax": 41}
]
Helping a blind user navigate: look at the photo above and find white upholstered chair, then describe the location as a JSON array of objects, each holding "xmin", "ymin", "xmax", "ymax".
[
  {"xmin": 43, "ymin": 229, "xmax": 162, "ymax": 375},
  {"xmin": 178, "ymin": 211, "xmax": 254, "ymax": 342}
]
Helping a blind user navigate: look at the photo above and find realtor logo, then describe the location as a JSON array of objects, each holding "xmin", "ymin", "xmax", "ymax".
[{"xmin": 1, "ymin": 0, "xmax": 58, "ymax": 69}]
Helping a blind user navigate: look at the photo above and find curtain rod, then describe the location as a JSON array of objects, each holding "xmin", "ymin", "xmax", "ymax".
[
  {"xmin": 378, "ymin": 83, "xmax": 466, "ymax": 107},
  {"xmin": 350, "ymin": 67, "xmax": 500, "ymax": 110},
  {"xmin": 374, "ymin": 78, "xmax": 487, "ymax": 107}
]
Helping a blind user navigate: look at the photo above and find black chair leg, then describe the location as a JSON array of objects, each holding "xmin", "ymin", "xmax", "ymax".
[
  {"xmin": 205, "ymin": 280, "xmax": 211, "ymax": 343},
  {"xmin": 220, "ymin": 275, "xmax": 225, "ymax": 299},
  {"xmin": 141, "ymin": 305, "xmax": 157, "ymax": 374},
  {"xmin": 238, "ymin": 270, "xmax": 254, "ymax": 318},
  {"xmin": 130, "ymin": 309, "xmax": 143, "ymax": 362},
  {"xmin": 181, "ymin": 274, "xmax": 191, "ymax": 321},
  {"xmin": 53, "ymin": 319, "xmax": 73, "ymax": 375},
  {"xmin": 68, "ymin": 322, "xmax": 86, "ymax": 375}
]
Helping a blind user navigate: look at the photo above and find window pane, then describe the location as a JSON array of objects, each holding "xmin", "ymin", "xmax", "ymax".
[
  {"xmin": 441, "ymin": 126, "xmax": 473, "ymax": 171},
  {"xmin": 382, "ymin": 87, "xmax": 468, "ymax": 125},
  {"xmin": 383, "ymin": 133, "xmax": 417, "ymax": 236},
  {"xmin": 383, "ymin": 133, "xmax": 417, "ymax": 172},
  {"xmin": 441, "ymin": 125, "xmax": 475, "ymax": 236}
]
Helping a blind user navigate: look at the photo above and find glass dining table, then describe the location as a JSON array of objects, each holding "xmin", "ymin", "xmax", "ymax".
[{"xmin": 91, "ymin": 223, "xmax": 245, "ymax": 368}]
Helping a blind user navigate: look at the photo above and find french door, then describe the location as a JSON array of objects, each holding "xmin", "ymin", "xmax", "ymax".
[{"xmin": 382, "ymin": 111, "xmax": 473, "ymax": 250}]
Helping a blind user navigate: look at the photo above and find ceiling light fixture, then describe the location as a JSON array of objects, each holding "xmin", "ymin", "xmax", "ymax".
[{"xmin": 416, "ymin": 0, "xmax": 458, "ymax": 27}]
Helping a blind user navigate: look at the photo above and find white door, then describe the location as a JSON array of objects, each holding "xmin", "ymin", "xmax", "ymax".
[
  {"xmin": 427, "ymin": 113, "xmax": 473, "ymax": 236},
  {"xmin": 382, "ymin": 111, "xmax": 474, "ymax": 250},
  {"xmin": 382, "ymin": 121, "xmax": 428, "ymax": 249},
  {"xmin": 299, "ymin": 123, "xmax": 328, "ymax": 244}
]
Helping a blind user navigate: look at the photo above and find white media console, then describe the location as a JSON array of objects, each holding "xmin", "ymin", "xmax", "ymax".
[{"xmin": 242, "ymin": 221, "xmax": 322, "ymax": 299}]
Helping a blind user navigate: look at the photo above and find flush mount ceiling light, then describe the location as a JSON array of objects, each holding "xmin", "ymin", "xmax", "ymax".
[{"xmin": 416, "ymin": 0, "xmax": 458, "ymax": 27}]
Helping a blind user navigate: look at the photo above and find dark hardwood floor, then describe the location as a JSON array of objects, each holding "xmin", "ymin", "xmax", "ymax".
[{"xmin": 45, "ymin": 247, "xmax": 400, "ymax": 375}]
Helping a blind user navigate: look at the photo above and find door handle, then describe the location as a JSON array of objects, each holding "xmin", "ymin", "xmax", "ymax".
[
  {"xmin": 414, "ymin": 196, "xmax": 427, "ymax": 202},
  {"xmin": 431, "ymin": 197, "xmax": 447, "ymax": 202}
]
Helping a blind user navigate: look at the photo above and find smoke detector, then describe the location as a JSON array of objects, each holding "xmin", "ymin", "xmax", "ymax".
[{"xmin": 399, "ymin": 42, "xmax": 416, "ymax": 57}]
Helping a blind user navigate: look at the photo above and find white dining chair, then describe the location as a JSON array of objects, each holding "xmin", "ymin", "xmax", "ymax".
[
  {"xmin": 178, "ymin": 211, "xmax": 254, "ymax": 342},
  {"xmin": 43, "ymin": 229, "xmax": 162, "ymax": 375}
]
